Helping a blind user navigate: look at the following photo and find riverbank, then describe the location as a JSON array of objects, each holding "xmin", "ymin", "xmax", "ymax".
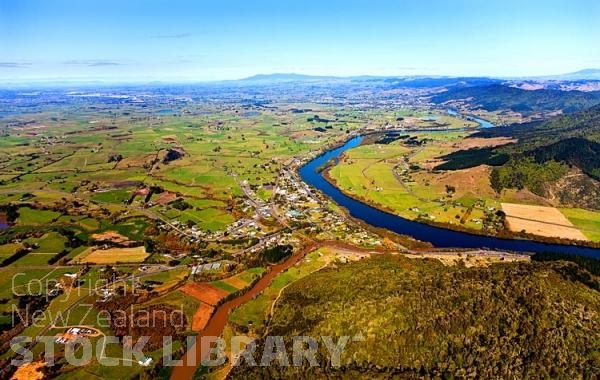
[
  {"xmin": 323, "ymin": 167, "xmax": 600, "ymax": 249},
  {"xmin": 170, "ymin": 241, "xmax": 319, "ymax": 379},
  {"xmin": 298, "ymin": 134, "xmax": 600, "ymax": 258}
]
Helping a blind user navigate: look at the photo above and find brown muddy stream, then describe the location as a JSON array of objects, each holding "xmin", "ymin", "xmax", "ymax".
[{"xmin": 170, "ymin": 242, "xmax": 317, "ymax": 379}]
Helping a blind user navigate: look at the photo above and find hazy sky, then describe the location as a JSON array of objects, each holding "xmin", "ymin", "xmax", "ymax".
[{"xmin": 1, "ymin": 0, "xmax": 599, "ymax": 81}]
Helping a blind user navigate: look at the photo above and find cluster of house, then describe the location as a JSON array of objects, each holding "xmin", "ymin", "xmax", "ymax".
[
  {"xmin": 45, "ymin": 271, "xmax": 85, "ymax": 297},
  {"xmin": 54, "ymin": 327, "xmax": 95, "ymax": 344},
  {"xmin": 164, "ymin": 214, "xmax": 268, "ymax": 244},
  {"xmin": 274, "ymin": 168, "xmax": 385, "ymax": 247},
  {"xmin": 97, "ymin": 288, "xmax": 116, "ymax": 302},
  {"xmin": 191, "ymin": 261, "xmax": 221, "ymax": 275},
  {"xmin": 226, "ymin": 218, "xmax": 264, "ymax": 239},
  {"xmin": 154, "ymin": 145, "xmax": 388, "ymax": 260}
]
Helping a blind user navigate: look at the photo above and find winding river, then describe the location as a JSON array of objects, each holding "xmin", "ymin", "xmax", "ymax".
[
  {"xmin": 299, "ymin": 135, "xmax": 600, "ymax": 259},
  {"xmin": 171, "ymin": 113, "xmax": 599, "ymax": 379},
  {"xmin": 447, "ymin": 108, "xmax": 495, "ymax": 129}
]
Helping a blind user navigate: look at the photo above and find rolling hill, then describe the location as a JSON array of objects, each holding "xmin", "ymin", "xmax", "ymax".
[
  {"xmin": 229, "ymin": 254, "xmax": 600, "ymax": 378},
  {"xmin": 437, "ymin": 104, "xmax": 600, "ymax": 208},
  {"xmin": 431, "ymin": 84, "xmax": 600, "ymax": 115}
]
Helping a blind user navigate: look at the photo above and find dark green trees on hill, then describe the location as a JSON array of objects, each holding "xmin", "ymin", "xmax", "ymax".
[
  {"xmin": 230, "ymin": 255, "xmax": 600, "ymax": 379},
  {"xmin": 432, "ymin": 84, "xmax": 600, "ymax": 115},
  {"xmin": 490, "ymin": 157, "xmax": 567, "ymax": 196},
  {"xmin": 437, "ymin": 104, "xmax": 600, "ymax": 202},
  {"xmin": 529, "ymin": 137, "xmax": 600, "ymax": 180}
]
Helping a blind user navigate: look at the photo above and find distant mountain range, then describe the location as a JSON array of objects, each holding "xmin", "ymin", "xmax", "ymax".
[
  {"xmin": 2, "ymin": 69, "xmax": 599, "ymax": 88},
  {"xmin": 239, "ymin": 73, "xmax": 339, "ymax": 82},
  {"xmin": 536, "ymin": 69, "xmax": 600, "ymax": 81},
  {"xmin": 235, "ymin": 73, "xmax": 505, "ymax": 89},
  {"xmin": 238, "ymin": 69, "xmax": 600, "ymax": 83}
]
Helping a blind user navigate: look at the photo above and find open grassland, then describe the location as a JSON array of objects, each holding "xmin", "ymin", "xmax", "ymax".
[
  {"xmin": 27, "ymin": 231, "xmax": 67, "ymax": 252},
  {"xmin": 221, "ymin": 267, "xmax": 266, "ymax": 289},
  {"xmin": 10, "ymin": 252, "xmax": 56, "ymax": 266},
  {"xmin": 139, "ymin": 267, "xmax": 188, "ymax": 292},
  {"xmin": 19, "ymin": 290, "xmax": 93, "ymax": 339},
  {"xmin": 0, "ymin": 267, "xmax": 76, "ymax": 313},
  {"xmin": 210, "ymin": 266, "xmax": 266, "ymax": 292},
  {"xmin": 73, "ymin": 246, "xmax": 149, "ymax": 264},
  {"xmin": 0, "ymin": 105, "xmax": 462, "ymax": 270},
  {"xmin": 141, "ymin": 290, "xmax": 201, "ymax": 331},
  {"xmin": 16, "ymin": 207, "xmax": 62, "ymax": 225},
  {"xmin": 501, "ymin": 203, "xmax": 589, "ymax": 241},
  {"xmin": 2, "ymin": 231, "xmax": 70, "ymax": 267},
  {"xmin": 0, "ymin": 242, "xmax": 23, "ymax": 262},
  {"xmin": 0, "ymin": 102, "xmax": 363, "ymax": 244},
  {"xmin": 328, "ymin": 133, "xmax": 492, "ymax": 231},
  {"xmin": 560, "ymin": 208, "xmax": 600, "ymax": 242}
]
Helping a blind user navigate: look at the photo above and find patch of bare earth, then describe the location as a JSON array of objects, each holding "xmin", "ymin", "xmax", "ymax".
[
  {"xmin": 115, "ymin": 154, "xmax": 157, "ymax": 169},
  {"xmin": 505, "ymin": 188, "xmax": 554, "ymax": 206},
  {"xmin": 427, "ymin": 136, "xmax": 517, "ymax": 169},
  {"xmin": 75, "ymin": 246, "xmax": 149, "ymax": 264},
  {"xmin": 426, "ymin": 165, "xmax": 497, "ymax": 198},
  {"xmin": 11, "ymin": 361, "xmax": 44, "ymax": 380},
  {"xmin": 222, "ymin": 276, "xmax": 248, "ymax": 289},
  {"xmin": 191, "ymin": 303, "xmax": 215, "ymax": 331},
  {"xmin": 501, "ymin": 203, "xmax": 588, "ymax": 241},
  {"xmin": 452, "ymin": 136, "xmax": 517, "ymax": 150},
  {"xmin": 91, "ymin": 231, "xmax": 131, "ymax": 245},
  {"xmin": 179, "ymin": 283, "xmax": 229, "ymax": 306},
  {"xmin": 155, "ymin": 191, "xmax": 178, "ymax": 205},
  {"xmin": 109, "ymin": 180, "xmax": 143, "ymax": 189}
]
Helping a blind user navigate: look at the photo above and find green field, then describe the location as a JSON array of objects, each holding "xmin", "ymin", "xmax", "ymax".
[
  {"xmin": 16, "ymin": 207, "xmax": 62, "ymax": 225},
  {"xmin": 90, "ymin": 189, "xmax": 133, "ymax": 204},
  {"xmin": 327, "ymin": 134, "xmax": 490, "ymax": 231},
  {"xmin": 209, "ymin": 280, "xmax": 239, "ymax": 293},
  {"xmin": 228, "ymin": 249, "xmax": 332, "ymax": 335},
  {"xmin": 0, "ymin": 243, "xmax": 23, "ymax": 262},
  {"xmin": 236, "ymin": 267, "xmax": 266, "ymax": 283},
  {"xmin": 561, "ymin": 208, "xmax": 600, "ymax": 241},
  {"xmin": 0, "ymin": 267, "xmax": 77, "ymax": 313},
  {"xmin": 328, "ymin": 131, "xmax": 600, "ymax": 241},
  {"xmin": 141, "ymin": 290, "xmax": 200, "ymax": 331}
]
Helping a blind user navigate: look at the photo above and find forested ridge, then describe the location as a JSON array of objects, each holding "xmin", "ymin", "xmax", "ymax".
[
  {"xmin": 431, "ymin": 84, "xmax": 600, "ymax": 115},
  {"xmin": 475, "ymin": 103, "xmax": 600, "ymax": 145},
  {"xmin": 436, "ymin": 104, "xmax": 600, "ymax": 202},
  {"xmin": 229, "ymin": 255, "xmax": 600, "ymax": 379}
]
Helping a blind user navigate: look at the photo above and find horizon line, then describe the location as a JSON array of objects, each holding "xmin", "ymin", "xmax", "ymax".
[{"xmin": 1, "ymin": 68, "xmax": 599, "ymax": 86}]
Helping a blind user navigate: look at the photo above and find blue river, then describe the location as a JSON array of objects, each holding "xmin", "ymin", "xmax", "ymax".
[
  {"xmin": 299, "ymin": 135, "xmax": 600, "ymax": 258},
  {"xmin": 447, "ymin": 108, "xmax": 494, "ymax": 128}
]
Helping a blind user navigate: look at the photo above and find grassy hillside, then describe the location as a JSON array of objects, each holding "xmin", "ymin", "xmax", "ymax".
[
  {"xmin": 431, "ymin": 84, "xmax": 600, "ymax": 115},
  {"xmin": 437, "ymin": 105, "xmax": 600, "ymax": 206},
  {"xmin": 230, "ymin": 255, "xmax": 600, "ymax": 378}
]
